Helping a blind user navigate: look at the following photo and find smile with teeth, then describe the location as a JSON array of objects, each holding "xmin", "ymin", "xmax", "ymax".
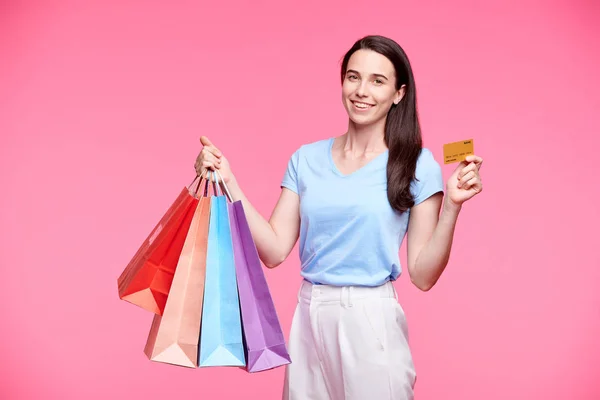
[{"xmin": 352, "ymin": 101, "xmax": 374, "ymax": 110}]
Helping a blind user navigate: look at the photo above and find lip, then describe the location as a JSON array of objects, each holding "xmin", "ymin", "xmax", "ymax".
[{"xmin": 350, "ymin": 100, "xmax": 375, "ymax": 111}]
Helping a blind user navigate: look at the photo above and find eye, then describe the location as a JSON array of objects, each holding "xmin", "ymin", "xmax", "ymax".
[
  {"xmin": 374, "ymin": 79, "xmax": 384, "ymax": 85},
  {"xmin": 347, "ymin": 74, "xmax": 358, "ymax": 81}
]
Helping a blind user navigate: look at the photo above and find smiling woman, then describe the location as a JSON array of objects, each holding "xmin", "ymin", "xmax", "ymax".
[
  {"xmin": 339, "ymin": 38, "xmax": 423, "ymax": 215},
  {"xmin": 194, "ymin": 35, "xmax": 484, "ymax": 400}
]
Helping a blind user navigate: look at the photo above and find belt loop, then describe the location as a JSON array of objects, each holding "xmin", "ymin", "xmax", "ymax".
[
  {"xmin": 348, "ymin": 286, "xmax": 354, "ymax": 307},
  {"xmin": 341, "ymin": 287, "xmax": 347, "ymax": 307},
  {"xmin": 297, "ymin": 280, "xmax": 304, "ymax": 302},
  {"xmin": 391, "ymin": 282, "xmax": 398, "ymax": 300}
]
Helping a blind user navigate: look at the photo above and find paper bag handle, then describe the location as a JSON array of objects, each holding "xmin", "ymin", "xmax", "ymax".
[
  {"xmin": 213, "ymin": 170, "xmax": 233, "ymax": 203},
  {"xmin": 195, "ymin": 170, "xmax": 233, "ymax": 202},
  {"xmin": 188, "ymin": 174, "xmax": 207, "ymax": 198}
]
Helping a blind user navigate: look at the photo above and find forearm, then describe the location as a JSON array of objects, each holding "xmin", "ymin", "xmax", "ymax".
[
  {"xmin": 225, "ymin": 177, "xmax": 284, "ymax": 267},
  {"xmin": 412, "ymin": 197, "xmax": 462, "ymax": 290}
]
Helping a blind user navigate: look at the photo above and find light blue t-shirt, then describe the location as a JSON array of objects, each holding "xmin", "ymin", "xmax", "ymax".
[{"xmin": 281, "ymin": 137, "xmax": 444, "ymax": 287}]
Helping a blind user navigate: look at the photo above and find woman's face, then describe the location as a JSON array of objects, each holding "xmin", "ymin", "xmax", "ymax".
[{"xmin": 342, "ymin": 49, "xmax": 405, "ymax": 127}]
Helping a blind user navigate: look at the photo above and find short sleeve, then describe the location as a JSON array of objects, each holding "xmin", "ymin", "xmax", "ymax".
[
  {"xmin": 281, "ymin": 148, "xmax": 300, "ymax": 194},
  {"xmin": 412, "ymin": 148, "xmax": 444, "ymax": 205}
]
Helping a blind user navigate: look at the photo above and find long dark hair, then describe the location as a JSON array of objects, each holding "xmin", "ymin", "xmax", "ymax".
[{"xmin": 341, "ymin": 35, "xmax": 422, "ymax": 214}]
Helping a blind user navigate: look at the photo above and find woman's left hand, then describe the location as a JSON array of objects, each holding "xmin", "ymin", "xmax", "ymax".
[{"xmin": 446, "ymin": 155, "xmax": 484, "ymax": 206}]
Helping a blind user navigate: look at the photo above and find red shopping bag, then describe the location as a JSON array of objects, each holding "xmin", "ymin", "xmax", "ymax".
[
  {"xmin": 144, "ymin": 195, "xmax": 211, "ymax": 367},
  {"xmin": 117, "ymin": 177, "xmax": 201, "ymax": 315}
]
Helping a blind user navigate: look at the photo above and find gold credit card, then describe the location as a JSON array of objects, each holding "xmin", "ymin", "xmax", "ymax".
[{"xmin": 443, "ymin": 139, "xmax": 474, "ymax": 164}]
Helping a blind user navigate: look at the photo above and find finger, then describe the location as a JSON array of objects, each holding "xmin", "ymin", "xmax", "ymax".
[
  {"xmin": 463, "ymin": 177, "xmax": 482, "ymax": 192},
  {"xmin": 465, "ymin": 155, "xmax": 483, "ymax": 169},
  {"xmin": 201, "ymin": 160, "xmax": 220, "ymax": 171},
  {"xmin": 202, "ymin": 145, "xmax": 222, "ymax": 158},
  {"xmin": 202, "ymin": 151, "xmax": 221, "ymax": 165},
  {"xmin": 200, "ymin": 136, "xmax": 213, "ymax": 147},
  {"xmin": 200, "ymin": 137, "xmax": 222, "ymax": 157},
  {"xmin": 457, "ymin": 171, "xmax": 476, "ymax": 188},
  {"xmin": 458, "ymin": 163, "xmax": 477, "ymax": 180},
  {"xmin": 195, "ymin": 159, "xmax": 205, "ymax": 173},
  {"xmin": 453, "ymin": 160, "xmax": 469, "ymax": 175},
  {"xmin": 465, "ymin": 155, "xmax": 482, "ymax": 163}
]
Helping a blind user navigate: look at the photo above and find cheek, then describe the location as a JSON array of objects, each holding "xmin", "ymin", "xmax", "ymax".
[
  {"xmin": 373, "ymin": 88, "xmax": 396, "ymax": 105},
  {"xmin": 341, "ymin": 83, "xmax": 354, "ymax": 98}
]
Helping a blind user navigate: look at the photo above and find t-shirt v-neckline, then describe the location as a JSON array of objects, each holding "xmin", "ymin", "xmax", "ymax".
[{"xmin": 327, "ymin": 137, "xmax": 389, "ymax": 178}]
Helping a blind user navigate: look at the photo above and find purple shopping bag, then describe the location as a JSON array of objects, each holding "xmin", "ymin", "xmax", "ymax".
[{"xmin": 228, "ymin": 200, "xmax": 291, "ymax": 373}]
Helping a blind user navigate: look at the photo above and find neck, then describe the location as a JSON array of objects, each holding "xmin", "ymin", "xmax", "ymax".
[{"xmin": 342, "ymin": 118, "xmax": 387, "ymax": 155}]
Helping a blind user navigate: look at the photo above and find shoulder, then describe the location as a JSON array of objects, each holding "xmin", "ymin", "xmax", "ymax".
[
  {"xmin": 410, "ymin": 147, "xmax": 444, "ymax": 204},
  {"xmin": 286, "ymin": 137, "xmax": 331, "ymax": 163},
  {"xmin": 292, "ymin": 138, "xmax": 331, "ymax": 156},
  {"xmin": 281, "ymin": 138, "xmax": 330, "ymax": 192},
  {"xmin": 417, "ymin": 147, "xmax": 437, "ymax": 165},
  {"xmin": 415, "ymin": 147, "xmax": 442, "ymax": 177}
]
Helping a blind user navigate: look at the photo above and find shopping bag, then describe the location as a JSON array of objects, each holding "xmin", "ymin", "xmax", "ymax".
[
  {"xmin": 198, "ymin": 172, "xmax": 246, "ymax": 367},
  {"xmin": 117, "ymin": 178, "xmax": 200, "ymax": 315},
  {"xmin": 229, "ymin": 200, "xmax": 291, "ymax": 372},
  {"xmin": 144, "ymin": 190, "xmax": 212, "ymax": 368}
]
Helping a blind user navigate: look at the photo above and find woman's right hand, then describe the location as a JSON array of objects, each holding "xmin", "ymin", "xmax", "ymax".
[{"xmin": 194, "ymin": 136, "xmax": 234, "ymax": 184}]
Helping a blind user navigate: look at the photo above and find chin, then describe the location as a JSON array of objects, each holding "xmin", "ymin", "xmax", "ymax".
[
  {"xmin": 347, "ymin": 109, "xmax": 382, "ymax": 127},
  {"xmin": 348, "ymin": 115, "xmax": 374, "ymax": 126}
]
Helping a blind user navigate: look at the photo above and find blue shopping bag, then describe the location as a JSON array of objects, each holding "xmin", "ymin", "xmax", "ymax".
[{"xmin": 198, "ymin": 171, "xmax": 246, "ymax": 367}]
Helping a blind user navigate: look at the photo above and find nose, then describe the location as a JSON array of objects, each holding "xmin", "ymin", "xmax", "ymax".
[{"xmin": 356, "ymin": 80, "xmax": 368, "ymax": 97}]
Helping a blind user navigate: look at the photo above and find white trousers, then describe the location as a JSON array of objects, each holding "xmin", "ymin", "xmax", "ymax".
[{"xmin": 283, "ymin": 280, "xmax": 416, "ymax": 400}]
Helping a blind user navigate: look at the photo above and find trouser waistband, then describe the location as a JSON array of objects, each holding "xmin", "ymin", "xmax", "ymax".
[{"xmin": 298, "ymin": 280, "xmax": 398, "ymax": 307}]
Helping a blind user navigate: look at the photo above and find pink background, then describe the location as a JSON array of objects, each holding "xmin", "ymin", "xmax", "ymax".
[{"xmin": 1, "ymin": 0, "xmax": 599, "ymax": 399}]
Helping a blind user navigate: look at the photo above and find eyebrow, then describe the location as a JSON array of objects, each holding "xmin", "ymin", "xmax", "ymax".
[{"xmin": 346, "ymin": 69, "xmax": 389, "ymax": 80}]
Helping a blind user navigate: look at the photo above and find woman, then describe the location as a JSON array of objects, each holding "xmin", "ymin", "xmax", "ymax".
[{"xmin": 195, "ymin": 35, "xmax": 483, "ymax": 400}]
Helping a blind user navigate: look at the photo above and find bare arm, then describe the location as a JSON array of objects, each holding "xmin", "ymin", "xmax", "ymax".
[
  {"xmin": 195, "ymin": 136, "xmax": 300, "ymax": 269},
  {"xmin": 406, "ymin": 154, "xmax": 484, "ymax": 291},
  {"xmin": 406, "ymin": 194, "xmax": 460, "ymax": 291},
  {"xmin": 227, "ymin": 178, "xmax": 300, "ymax": 268}
]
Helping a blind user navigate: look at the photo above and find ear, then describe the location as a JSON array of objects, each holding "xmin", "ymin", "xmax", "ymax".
[{"xmin": 394, "ymin": 84, "xmax": 407, "ymax": 105}]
